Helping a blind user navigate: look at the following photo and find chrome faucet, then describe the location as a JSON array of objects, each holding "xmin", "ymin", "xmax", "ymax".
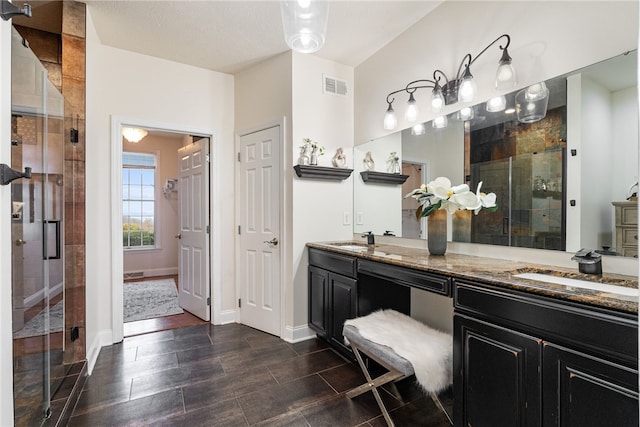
[
  {"xmin": 571, "ymin": 248, "xmax": 602, "ymax": 275},
  {"xmin": 362, "ymin": 231, "xmax": 375, "ymax": 245}
]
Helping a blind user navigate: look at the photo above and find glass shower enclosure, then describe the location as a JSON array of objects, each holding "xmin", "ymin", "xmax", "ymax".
[{"xmin": 10, "ymin": 27, "xmax": 75, "ymax": 426}]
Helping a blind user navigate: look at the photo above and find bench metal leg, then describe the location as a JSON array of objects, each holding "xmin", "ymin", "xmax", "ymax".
[
  {"xmin": 430, "ymin": 392, "xmax": 453, "ymax": 425},
  {"xmin": 348, "ymin": 343, "xmax": 404, "ymax": 427}
]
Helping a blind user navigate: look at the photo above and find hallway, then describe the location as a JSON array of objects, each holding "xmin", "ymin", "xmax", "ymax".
[{"xmin": 68, "ymin": 324, "xmax": 453, "ymax": 426}]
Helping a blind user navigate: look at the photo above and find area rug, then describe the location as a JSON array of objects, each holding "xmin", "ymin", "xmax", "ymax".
[
  {"xmin": 13, "ymin": 301, "xmax": 63, "ymax": 339},
  {"xmin": 124, "ymin": 278, "xmax": 184, "ymax": 323}
]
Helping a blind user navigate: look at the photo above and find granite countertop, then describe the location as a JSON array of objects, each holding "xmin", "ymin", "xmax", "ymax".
[{"xmin": 307, "ymin": 241, "xmax": 639, "ymax": 315}]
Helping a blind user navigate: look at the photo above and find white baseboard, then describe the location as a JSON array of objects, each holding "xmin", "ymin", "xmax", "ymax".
[
  {"xmin": 124, "ymin": 267, "xmax": 179, "ymax": 278},
  {"xmin": 282, "ymin": 324, "xmax": 316, "ymax": 343},
  {"xmin": 86, "ymin": 329, "xmax": 113, "ymax": 375},
  {"xmin": 23, "ymin": 281, "xmax": 64, "ymax": 309},
  {"xmin": 214, "ymin": 309, "xmax": 236, "ymax": 325}
]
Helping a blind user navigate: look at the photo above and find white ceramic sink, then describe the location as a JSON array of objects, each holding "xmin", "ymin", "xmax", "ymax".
[
  {"xmin": 514, "ymin": 273, "xmax": 638, "ymax": 297},
  {"xmin": 337, "ymin": 245, "xmax": 369, "ymax": 251}
]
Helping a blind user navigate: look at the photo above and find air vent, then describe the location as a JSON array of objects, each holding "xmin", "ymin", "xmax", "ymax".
[
  {"xmin": 124, "ymin": 271, "xmax": 144, "ymax": 279},
  {"xmin": 323, "ymin": 74, "xmax": 348, "ymax": 96}
]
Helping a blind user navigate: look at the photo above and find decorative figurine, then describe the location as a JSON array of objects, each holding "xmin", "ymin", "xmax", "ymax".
[
  {"xmin": 363, "ymin": 151, "xmax": 375, "ymax": 171},
  {"xmin": 332, "ymin": 147, "xmax": 347, "ymax": 168}
]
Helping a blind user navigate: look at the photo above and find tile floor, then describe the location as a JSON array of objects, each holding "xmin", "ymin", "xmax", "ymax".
[{"xmin": 68, "ymin": 323, "xmax": 453, "ymax": 426}]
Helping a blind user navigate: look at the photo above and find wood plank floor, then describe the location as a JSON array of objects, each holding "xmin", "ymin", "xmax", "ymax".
[{"xmin": 68, "ymin": 324, "xmax": 453, "ymax": 426}]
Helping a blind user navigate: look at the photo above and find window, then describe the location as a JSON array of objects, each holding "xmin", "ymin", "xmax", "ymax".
[{"xmin": 122, "ymin": 152, "xmax": 156, "ymax": 249}]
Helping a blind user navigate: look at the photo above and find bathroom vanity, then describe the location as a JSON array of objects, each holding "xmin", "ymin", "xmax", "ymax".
[{"xmin": 307, "ymin": 241, "xmax": 639, "ymax": 427}]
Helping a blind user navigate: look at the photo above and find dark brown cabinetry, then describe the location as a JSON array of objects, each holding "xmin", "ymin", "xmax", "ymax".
[
  {"xmin": 454, "ymin": 280, "xmax": 638, "ymax": 427},
  {"xmin": 308, "ymin": 249, "xmax": 358, "ymax": 357}
]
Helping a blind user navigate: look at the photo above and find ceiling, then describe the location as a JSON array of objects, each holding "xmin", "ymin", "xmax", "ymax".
[{"xmin": 81, "ymin": 0, "xmax": 443, "ymax": 74}]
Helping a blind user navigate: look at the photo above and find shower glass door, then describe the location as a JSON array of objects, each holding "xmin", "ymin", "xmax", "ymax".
[{"xmin": 11, "ymin": 27, "xmax": 68, "ymax": 426}]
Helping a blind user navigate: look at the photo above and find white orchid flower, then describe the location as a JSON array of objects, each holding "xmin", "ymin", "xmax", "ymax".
[{"xmin": 473, "ymin": 181, "xmax": 497, "ymax": 214}]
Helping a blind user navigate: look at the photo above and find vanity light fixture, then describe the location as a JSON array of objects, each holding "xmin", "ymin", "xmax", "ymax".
[
  {"xmin": 456, "ymin": 106, "xmax": 474, "ymax": 121},
  {"xmin": 382, "ymin": 33, "xmax": 516, "ymax": 130},
  {"xmin": 280, "ymin": 0, "xmax": 329, "ymax": 54},
  {"xmin": 383, "ymin": 101, "xmax": 398, "ymax": 130},
  {"xmin": 122, "ymin": 127, "xmax": 148, "ymax": 143}
]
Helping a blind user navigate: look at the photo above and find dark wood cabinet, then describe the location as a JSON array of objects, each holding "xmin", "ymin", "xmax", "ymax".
[
  {"xmin": 328, "ymin": 273, "xmax": 357, "ymax": 354},
  {"xmin": 308, "ymin": 265, "xmax": 329, "ymax": 337},
  {"xmin": 543, "ymin": 343, "xmax": 639, "ymax": 427},
  {"xmin": 308, "ymin": 248, "xmax": 358, "ymax": 357},
  {"xmin": 454, "ymin": 280, "xmax": 638, "ymax": 427},
  {"xmin": 454, "ymin": 314, "xmax": 541, "ymax": 427}
]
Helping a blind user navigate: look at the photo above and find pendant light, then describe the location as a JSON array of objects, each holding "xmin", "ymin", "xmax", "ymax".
[
  {"xmin": 280, "ymin": 0, "xmax": 329, "ymax": 54},
  {"xmin": 122, "ymin": 127, "xmax": 148, "ymax": 143}
]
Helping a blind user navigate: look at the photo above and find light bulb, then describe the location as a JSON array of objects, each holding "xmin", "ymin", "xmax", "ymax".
[
  {"xmin": 457, "ymin": 107, "xmax": 473, "ymax": 121},
  {"xmin": 411, "ymin": 123, "xmax": 426, "ymax": 136},
  {"xmin": 383, "ymin": 105, "xmax": 397, "ymax": 130},
  {"xmin": 458, "ymin": 67, "xmax": 476, "ymax": 103},
  {"xmin": 432, "ymin": 115, "xmax": 448, "ymax": 129},
  {"xmin": 404, "ymin": 93, "xmax": 419, "ymax": 123},
  {"xmin": 431, "ymin": 87, "xmax": 444, "ymax": 113},
  {"xmin": 297, "ymin": 0, "xmax": 311, "ymax": 7},
  {"xmin": 496, "ymin": 47, "xmax": 517, "ymax": 90},
  {"xmin": 486, "ymin": 96, "xmax": 506, "ymax": 112}
]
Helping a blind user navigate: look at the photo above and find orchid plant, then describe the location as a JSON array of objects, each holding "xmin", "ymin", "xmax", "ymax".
[{"xmin": 404, "ymin": 177, "xmax": 498, "ymax": 219}]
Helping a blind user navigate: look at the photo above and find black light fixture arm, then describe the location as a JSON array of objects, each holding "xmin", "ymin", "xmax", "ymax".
[
  {"xmin": 384, "ymin": 33, "xmax": 512, "ymax": 106},
  {"xmin": 0, "ymin": 0, "xmax": 32, "ymax": 21},
  {"xmin": 467, "ymin": 33, "xmax": 511, "ymax": 68}
]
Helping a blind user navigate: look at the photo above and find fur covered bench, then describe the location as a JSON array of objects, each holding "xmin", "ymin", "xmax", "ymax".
[{"xmin": 343, "ymin": 309, "xmax": 453, "ymax": 426}]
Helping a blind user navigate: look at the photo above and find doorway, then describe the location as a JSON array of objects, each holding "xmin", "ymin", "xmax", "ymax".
[
  {"xmin": 120, "ymin": 130, "xmax": 210, "ymax": 337},
  {"xmin": 111, "ymin": 118, "xmax": 216, "ymax": 343}
]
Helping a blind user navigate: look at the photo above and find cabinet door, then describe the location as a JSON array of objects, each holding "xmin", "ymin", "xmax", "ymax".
[
  {"xmin": 543, "ymin": 343, "xmax": 639, "ymax": 427},
  {"xmin": 308, "ymin": 266, "xmax": 329, "ymax": 337},
  {"xmin": 454, "ymin": 314, "xmax": 541, "ymax": 427},
  {"xmin": 328, "ymin": 273, "xmax": 357, "ymax": 354}
]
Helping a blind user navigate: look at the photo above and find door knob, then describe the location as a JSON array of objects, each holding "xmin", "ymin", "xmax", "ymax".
[
  {"xmin": 175, "ymin": 234, "xmax": 182, "ymax": 239},
  {"xmin": 264, "ymin": 237, "xmax": 279, "ymax": 246},
  {"xmin": 15, "ymin": 239, "xmax": 26, "ymax": 246}
]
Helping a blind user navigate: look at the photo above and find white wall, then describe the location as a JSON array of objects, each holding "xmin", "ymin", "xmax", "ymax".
[
  {"xmin": 122, "ymin": 134, "xmax": 183, "ymax": 277},
  {"xmin": 85, "ymin": 8, "xmax": 234, "ymax": 360},
  {"xmin": 0, "ymin": 18, "xmax": 15, "ymax": 427},
  {"xmin": 291, "ymin": 53, "xmax": 354, "ymax": 328}
]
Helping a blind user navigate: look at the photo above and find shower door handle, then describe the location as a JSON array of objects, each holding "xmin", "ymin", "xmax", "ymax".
[{"xmin": 0, "ymin": 164, "xmax": 31, "ymax": 186}]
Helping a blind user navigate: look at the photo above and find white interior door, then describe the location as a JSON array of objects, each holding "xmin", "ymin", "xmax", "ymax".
[
  {"xmin": 238, "ymin": 126, "xmax": 281, "ymax": 336},
  {"xmin": 177, "ymin": 138, "xmax": 210, "ymax": 321}
]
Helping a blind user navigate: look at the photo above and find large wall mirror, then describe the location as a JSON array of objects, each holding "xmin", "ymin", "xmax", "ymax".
[{"xmin": 354, "ymin": 50, "xmax": 638, "ymax": 257}]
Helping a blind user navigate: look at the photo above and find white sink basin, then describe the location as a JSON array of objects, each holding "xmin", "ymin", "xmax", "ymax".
[
  {"xmin": 514, "ymin": 273, "xmax": 638, "ymax": 297},
  {"xmin": 337, "ymin": 245, "xmax": 369, "ymax": 251}
]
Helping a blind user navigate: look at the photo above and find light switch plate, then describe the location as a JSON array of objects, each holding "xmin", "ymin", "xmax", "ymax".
[
  {"xmin": 343, "ymin": 212, "xmax": 351, "ymax": 225},
  {"xmin": 356, "ymin": 212, "xmax": 364, "ymax": 225}
]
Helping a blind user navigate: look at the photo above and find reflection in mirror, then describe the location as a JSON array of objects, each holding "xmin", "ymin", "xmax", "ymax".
[{"xmin": 354, "ymin": 51, "xmax": 638, "ymax": 257}]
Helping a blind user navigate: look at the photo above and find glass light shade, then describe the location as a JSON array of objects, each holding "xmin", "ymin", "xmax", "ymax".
[
  {"xmin": 457, "ymin": 69, "xmax": 477, "ymax": 103},
  {"xmin": 524, "ymin": 82, "xmax": 549, "ymax": 101},
  {"xmin": 280, "ymin": 0, "xmax": 329, "ymax": 54},
  {"xmin": 432, "ymin": 115, "xmax": 448, "ymax": 129},
  {"xmin": 456, "ymin": 107, "xmax": 474, "ymax": 121},
  {"xmin": 383, "ymin": 107, "xmax": 397, "ymax": 130},
  {"xmin": 431, "ymin": 87, "xmax": 444, "ymax": 113},
  {"xmin": 404, "ymin": 93, "xmax": 419, "ymax": 122},
  {"xmin": 122, "ymin": 127, "xmax": 148, "ymax": 143},
  {"xmin": 495, "ymin": 62, "xmax": 517, "ymax": 90},
  {"xmin": 486, "ymin": 96, "xmax": 506, "ymax": 112},
  {"xmin": 516, "ymin": 83, "xmax": 549, "ymax": 123},
  {"xmin": 411, "ymin": 123, "xmax": 426, "ymax": 136}
]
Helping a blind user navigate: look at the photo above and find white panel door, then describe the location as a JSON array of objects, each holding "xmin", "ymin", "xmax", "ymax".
[
  {"xmin": 238, "ymin": 126, "xmax": 280, "ymax": 336},
  {"xmin": 177, "ymin": 138, "xmax": 210, "ymax": 321}
]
